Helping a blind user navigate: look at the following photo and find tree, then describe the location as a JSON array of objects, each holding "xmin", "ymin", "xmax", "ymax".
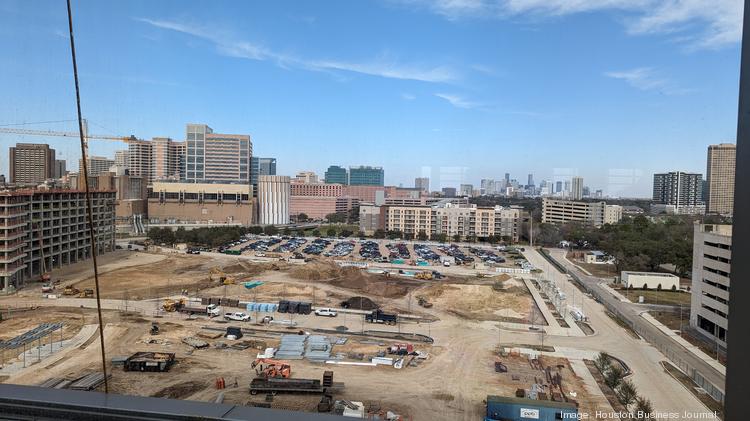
[
  {"xmin": 340, "ymin": 229, "xmax": 353, "ymax": 238},
  {"xmin": 282, "ymin": 227, "xmax": 291, "ymax": 236},
  {"xmin": 357, "ymin": 231, "xmax": 366, "ymax": 239},
  {"xmin": 417, "ymin": 231, "xmax": 428, "ymax": 241},
  {"xmin": 616, "ymin": 379, "xmax": 638, "ymax": 409},
  {"xmin": 248, "ymin": 225, "xmax": 263, "ymax": 235},
  {"xmin": 604, "ymin": 365, "xmax": 624, "ymax": 390},
  {"xmin": 452, "ymin": 234, "xmax": 461, "ymax": 242},
  {"xmin": 634, "ymin": 397, "xmax": 653, "ymax": 420},
  {"xmin": 434, "ymin": 233, "xmax": 447, "ymax": 243},
  {"xmin": 312, "ymin": 229, "xmax": 321, "ymax": 237},
  {"xmin": 373, "ymin": 229, "xmax": 386, "ymax": 239},
  {"xmin": 594, "ymin": 352, "xmax": 611, "ymax": 373},
  {"xmin": 148, "ymin": 227, "xmax": 175, "ymax": 245},
  {"xmin": 326, "ymin": 227, "xmax": 337, "ymax": 237},
  {"xmin": 263, "ymin": 225, "xmax": 279, "ymax": 235},
  {"xmin": 387, "ymin": 230, "xmax": 403, "ymax": 240},
  {"xmin": 325, "ymin": 212, "xmax": 347, "ymax": 223},
  {"xmin": 297, "ymin": 213, "xmax": 309, "ymax": 222}
]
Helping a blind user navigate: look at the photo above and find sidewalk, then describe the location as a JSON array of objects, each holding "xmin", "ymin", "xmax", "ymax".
[
  {"xmin": 522, "ymin": 278, "xmax": 585, "ymax": 337},
  {"xmin": 640, "ymin": 312, "xmax": 726, "ymax": 375}
]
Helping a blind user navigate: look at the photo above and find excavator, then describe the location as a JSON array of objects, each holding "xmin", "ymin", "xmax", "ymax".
[
  {"xmin": 251, "ymin": 358, "xmax": 292, "ymax": 379},
  {"xmin": 414, "ymin": 271, "xmax": 433, "ymax": 280},
  {"xmin": 209, "ymin": 267, "xmax": 236, "ymax": 285}
]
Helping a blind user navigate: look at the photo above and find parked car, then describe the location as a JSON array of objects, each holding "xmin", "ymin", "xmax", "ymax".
[
  {"xmin": 314, "ymin": 308, "xmax": 338, "ymax": 317},
  {"xmin": 224, "ymin": 312, "xmax": 251, "ymax": 321}
]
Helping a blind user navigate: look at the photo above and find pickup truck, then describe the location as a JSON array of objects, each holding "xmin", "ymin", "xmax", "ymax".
[
  {"xmin": 314, "ymin": 308, "xmax": 338, "ymax": 317},
  {"xmin": 224, "ymin": 312, "xmax": 251, "ymax": 322},
  {"xmin": 365, "ymin": 310, "xmax": 397, "ymax": 325}
]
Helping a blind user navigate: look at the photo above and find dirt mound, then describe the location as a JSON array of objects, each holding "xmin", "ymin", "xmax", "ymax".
[
  {"xmin": 290, "ymin": 261, "xmax": 344, "ymax": 280},
  {"xmin": 341, "ymin": 296, "xmax": 379, "ymax": 310},
  {"xmin": 152, "ymin": 380, "xmax": 207, "ymax": 399}
]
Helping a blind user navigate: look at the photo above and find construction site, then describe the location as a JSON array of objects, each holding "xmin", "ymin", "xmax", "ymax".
[{"xmin": 0, "ymin": 240, "xmax": 714, "ymax": 420}]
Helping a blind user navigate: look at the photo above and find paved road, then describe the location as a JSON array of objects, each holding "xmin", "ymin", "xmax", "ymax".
[{"xmin": 542, "ymin": 248, "xmax": 725, "ymax": 399}]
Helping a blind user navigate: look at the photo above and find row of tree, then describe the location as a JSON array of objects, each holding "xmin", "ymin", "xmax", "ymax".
[{"xmin": 594, "ymin": 352, "xmax": 653, "ymax": 419}]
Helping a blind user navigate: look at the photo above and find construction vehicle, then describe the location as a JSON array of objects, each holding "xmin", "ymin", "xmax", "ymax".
[
  {"xmin": 249, "ymin": 371, "xmax": 342, "ymax": 395},
  {"xmin": 63, "ymin": 286, "xmax": 80, "ymax": 296},
  {"xmin": 41, "ymin": 284, "xmax": 54, "ymax": 293},
  {"xmin": 162, "ymin": 298, "xmax": 186, "ymax": 312},
  {"xmin": 365, "ymin": 309, "xmax": 397, "ymax": 325},
  {"xmin": 387, "ymin": 343, "xmax": 414, "ymax": 355},
  {"xmin": 414, "ymin": 271, "xmax": 433, "ymax": 280},
  {"xmin": 150, "ymin": 322, "xmax": 160, "ymax": 335},
  {"xmin": 180, "ymin": 303, "xmax": 221, "ymax": 317},
  {"xmin": 78, "ymin": 288, "xmax": 94, "ymax": 298},
  {"xmin": 209, "ymin": 267, "xmax": 236, "ymax": 285},
  {"xmin": 417, "ymin": 296, "xmax": 433, "ymax": 308},
  {"xmin": 252, "ymin": 358, "xmax": 292, "ymax": 379}
]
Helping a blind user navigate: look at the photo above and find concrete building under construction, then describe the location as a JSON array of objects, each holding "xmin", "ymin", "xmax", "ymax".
[{"xmin": 0, "ymin": 188, "xmax": 116, "ymax": 292}]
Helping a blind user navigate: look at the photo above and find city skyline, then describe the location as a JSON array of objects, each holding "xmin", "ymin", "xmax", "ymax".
[{"xmin": 0, "ymin": 0, "xmax": 742, "ymax": 197}]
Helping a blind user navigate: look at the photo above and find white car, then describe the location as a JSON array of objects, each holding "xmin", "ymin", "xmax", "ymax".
[
  {"xmin": 255, "ymin": 252, "xmax": 266, "ymax": 257},
  {"xmin": 314, "ymin": 308, "xmax": 338, "ymax": 317},
  {"xmin": 224, "ymin": 312, "xmax": 251, "ymax": 321}
]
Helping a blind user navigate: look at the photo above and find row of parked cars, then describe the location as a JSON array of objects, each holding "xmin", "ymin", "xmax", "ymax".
[
  {"xmin": 437, "ymin": 244, "xmax": 475, "ymax": 265},
  {"xmin": 385, "ymin": 243, "xmax": 410, "ymax": 259},
  {"xmin": 324, "ymin": 241, "xmax": 355, "ymax": 257},
  {"xmin": 413, "ymin": 244, "xmax": 440, "ymax": 261},
  {"xmin": 469, "ymin": 247, "xmax": 506, "ymax": 264},
  {"xmin": 359, "ymin": 240, "xmax": 382, "ymax": 260},
  {"xmin": 303, "ymin": 238, "xmax": 331, "ymax": 255},
  {"xmin": 274, "ymin": 237, "xmax": 307, "ymax": 253}
]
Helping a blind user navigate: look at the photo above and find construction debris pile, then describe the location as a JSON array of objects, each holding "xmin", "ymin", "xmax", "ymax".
[{"xmin": 39, "ymin": 372, "xmax": 109, "ymax": 391}]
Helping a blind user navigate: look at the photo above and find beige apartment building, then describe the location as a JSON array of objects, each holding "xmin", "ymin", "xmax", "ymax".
[
  {"xmin": 706, "ymin": 143, "xmax": 736, "ymax": 215},
  {"xmin": 0, "ymin": 188, "xmax": 116, "ymax": 292},
  {"xmin": 691, "ymin": 224, "xmax": 731, "ymax": 348},
  {"xmin": 152, "ymin": 137, "xmax": 185, "ymax": 181},
  {"xmin": 148, "ymin": 182, "xmax": 254, "ymax": 227},
  {"xmin": 363, "ymin": 202, "xmax": 524, "ymax": 241},
  {"xmin": 542, "ymin": 198, "xmax": 622, "ymax": 227}
]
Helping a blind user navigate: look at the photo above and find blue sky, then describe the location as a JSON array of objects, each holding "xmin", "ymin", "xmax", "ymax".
[{"xmin": 0, "ymin": 0, "xmax": 742, "ymax": 197}]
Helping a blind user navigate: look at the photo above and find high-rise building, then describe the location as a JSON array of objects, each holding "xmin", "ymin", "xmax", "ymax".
[
  {"xmin": 114, "ymin": 150, "xmax": 129, "ymax": 168},
  {"xmin": 480, "ymin": 179, "xmax": 495, "ymax": 195},
  {"xmin": 127, "ymin": 140, "xmax": 153, "ymax": 181},
  {"xmin": 324, "ymin": 165, "xmax": 348, "ymax": 184},
  {"xmin": 706, "ymin": 143, "xmax": 736, "ymax": 215},
  {"xmin": 415, "ymin": 177, "xmax": 430, "ymax": 193},
  {"xmin": 348, "ymin": 166, "xmax": 384, "ymax": 186},
  {"xmin": 53, "ymin": 160, "xmax": 67, "ymax": 179},
  {"xmin": 9, "ymin": 143, "xmax": 55, "ymax": 184},
  {"xmin": 690, "ymin": 224, "xmax": 731, "ymax": 348},
  {"xmin": 251, "ymin": 157, "xmax": 277, "ymax": 197},
  {"xmin": 258, "ymin": 175, "xmax": 290, "ymax": 225},
  {"xmin": 152, "ymin": 138, "xmax": 184, "ymax": 181},
  {"xmin": 652, "ymin": 171, "xmax": 704, "ymax": 214},
  {"xmin": 79, "ymin": 156, "xmax": 115, "ymax": 176},
  {"xmin": 442, "ymin": 187, "xmax": 456, "ymax": 198},
  {"xmin": 571, "ymin": 176, "xmax": 584, "ymax": 200},
  {"xmin": 294, "ymin": 171, "xmax": 319, "ymax": 184},
  {"xmin": 0, "ymin": 188, "xmax": 116, "ymax": 291},
  {"xmin": 527, "ymin": 174, "xmax": 534, "ymax": 188},
  {"xmin": 504, "ymin": 173, "xmax": 510, "ymax": 184},
  {"xmin": 185, "ymin": 124, "xmax": 252, "ymax": 183},
  {"xmin": 459, "ymin": 184, "xmax": 473, "ymax": 197}
]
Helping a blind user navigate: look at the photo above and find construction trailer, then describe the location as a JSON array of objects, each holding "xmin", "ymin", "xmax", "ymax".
[
  {"xmin": 123, "ymin": 352, "xmax": 176, "ymax": 372},
  {"xmin": 485, "ymin": 395, "xmax": 577, "ymax": 421}
]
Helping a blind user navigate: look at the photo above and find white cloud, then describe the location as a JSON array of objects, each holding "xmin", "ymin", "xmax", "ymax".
[
  {"xmin": 394, "ymin": 0, "xmax": 742, "ymax": 49},
  {"xmin": 402, "ymin": 93, "xmax": 417, "ymax": 100},
  {"xmin": 434, "ymin": 93, "xmax": 480, "ymax": 108},
  {"xmin": 137, "ymin": 17, "xmax": 456, "ymax": 83},
  {"xmin": 604, "ymin": 67, "xmax": 688, "ymax": 94}
]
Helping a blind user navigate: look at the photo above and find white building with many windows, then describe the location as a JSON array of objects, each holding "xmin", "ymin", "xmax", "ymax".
[{"xmin": 690, "ymin": 224, "xmax": 731, "ymax": 347}]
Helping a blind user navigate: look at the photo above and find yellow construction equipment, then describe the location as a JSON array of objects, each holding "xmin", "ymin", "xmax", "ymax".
[
  {"xmin": 63, "ymin": 286, "xmax": 80, "ymax": 296},
  {"xmin": 414, "ymin": 271, "xmax": 433, "ymax": 280},
  {"xmin": 78, "ymin": 288, "xmax": 94, "ymax": 298},
  {"xmin": 162, "ymin": 298, "xmax": 186, "ymax": 312}
]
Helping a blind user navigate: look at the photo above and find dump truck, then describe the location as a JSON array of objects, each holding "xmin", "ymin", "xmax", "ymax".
[
  {"xmin": 249, "ymin": 371, "xmax": 342, "ymax": 395},
  {"xmin": 63, "ymin": 286, "xmax": 80, "ymax": 296},
  {"xmin": 365, "ymin": 309, "xmax": 398, "ymax": 325}
]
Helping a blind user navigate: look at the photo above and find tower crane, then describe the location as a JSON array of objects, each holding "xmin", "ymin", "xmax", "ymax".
[{"xmin": 0, "ymin": 119, "xmax": 142, "ymax": 146}]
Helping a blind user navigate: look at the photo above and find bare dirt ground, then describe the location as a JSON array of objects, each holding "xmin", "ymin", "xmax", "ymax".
[{"xmin": 1, "ymin": 250, "xmax": 604, "ymax": 420}]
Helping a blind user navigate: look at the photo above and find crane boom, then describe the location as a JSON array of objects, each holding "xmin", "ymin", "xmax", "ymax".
[{"xmin": 0, "ymin": 126, "xmax": 139, "ymax": 143}]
